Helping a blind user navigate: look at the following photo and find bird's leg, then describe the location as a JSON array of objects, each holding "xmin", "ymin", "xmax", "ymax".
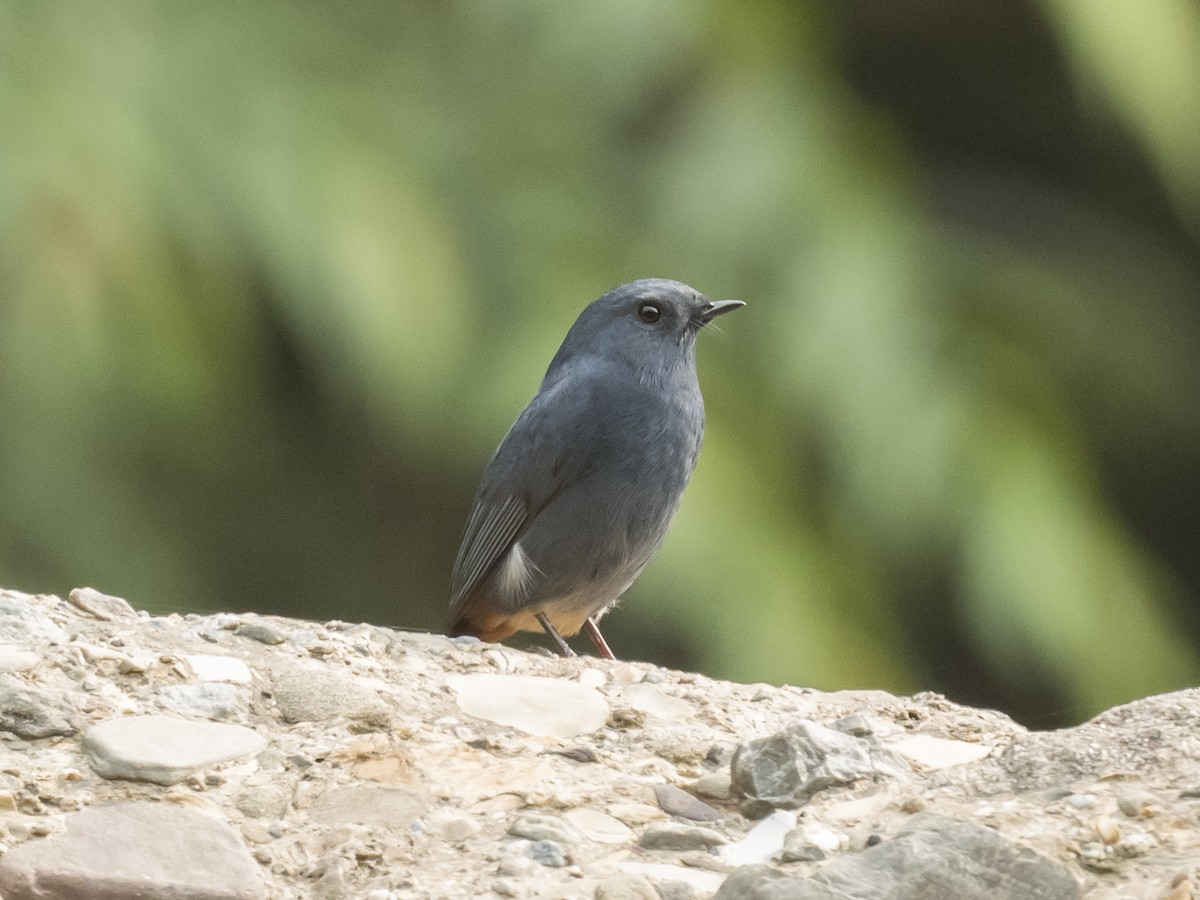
[
  {"xmin": 535, "ymin": 613, "xmax": 576, "ymax": 657},
  {"xmin": 583, "ymin": 617, "xmax": 616, "ymax": 660}
]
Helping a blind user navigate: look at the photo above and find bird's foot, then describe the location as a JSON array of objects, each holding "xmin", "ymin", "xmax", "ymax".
[
  {"xmin": 583, "ymin": 617, "xmax": 616, "ymax": 660},
  {"xmin": 535, "ymin": 613, "xmax": 577, "ymax": 657}
]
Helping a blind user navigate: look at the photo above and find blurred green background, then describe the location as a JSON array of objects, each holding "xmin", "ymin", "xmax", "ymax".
[{"xmin": 3, "ymin": 1, "xmax": 1199, "ymax": 727}]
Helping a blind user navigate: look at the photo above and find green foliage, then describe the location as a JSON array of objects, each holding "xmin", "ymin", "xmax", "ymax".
[{"xmin": 2, "ymin": 1, "xmax": 1198, "ymax": 724}]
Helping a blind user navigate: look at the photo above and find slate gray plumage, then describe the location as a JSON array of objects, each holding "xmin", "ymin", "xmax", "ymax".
[{"xmin": 448, "ymin": 279, "xmax": 743, "ymax": 658}]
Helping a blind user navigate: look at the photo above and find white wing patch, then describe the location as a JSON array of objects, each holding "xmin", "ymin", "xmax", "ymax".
[
  {"xmin": 449, "ymin": 494, "xmax": 527, "ymax": 617},
  {"xmin": 496, "ymin": 540, "xmax": 541, "ymax": 601}
]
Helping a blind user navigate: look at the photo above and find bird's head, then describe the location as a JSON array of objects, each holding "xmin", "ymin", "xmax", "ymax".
[{"xmin": 548, "ymin": 279, "xmax": 744, "ymax": 377}]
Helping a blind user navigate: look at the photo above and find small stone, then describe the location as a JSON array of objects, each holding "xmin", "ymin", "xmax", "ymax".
[
  {"xmin": 497, "ymin": 856, "xmax": 538, "ymax": 878},
  {"xmin": 718, "ymin": 810, "xmax": 796, "ymax": 866},
  {"xmin": 891, "ymin": 734, "xmax": 991, "ymax": 769},
  {"xmin": 678, "ymin": 851, "xmax": 734, "ymax": 873},
  {"xmin": 610, "ymin": 663, "xmax": 643, "ymax": 684},
  {"xmin": 0, "ymin": 801, "xmax": 265, "ymax": 899},
  {"xmin": 594, "ymin": 872, "xmax": 659, "ymax": 900},
  {"xmin": 1165, "ymin": 871, "xmax": 1194, "ymax": 900},
  {"xmin": 655, "ymin": 784, "xmax": 723, "ymax": 822},
  {"xmin": 622, "ymin": 684, "xmax": 693, "ymax": 721},
  {"xmin": 447, "ymin": 674, "xmax": 609, "ymax": 738},
  {"xmin": 508, "ymin": 812, "xmax": 583, "ymax": 844},
  {"xmin": 608, "ymin": 803, "xmax": 667, "ymax": 826},
  {"xmin": 639, "ymin": 823, "xmax": 725, "ymax": 851},
  {"xmin": 731, "ymin": 719, "xmax": 911, "ymax": 817},
  {"xmin": 234, "ymin": 623, "xmax": 287, "ymax": 645},
  {"xmin": 68, "ymin": 587, "xmax": 137, "ymax": 620},
  {"xmin": 82, "ymin": 715, "xmax": 266, "ymax": 785},
  {"xmin": 241, "ymin": 821, "xmax": 275, "ymax": 844},
  {"xmin": 1094, "ymin": 815, "xmax": 1120, "ymax": 844},
  {"xmin": 807, "ymin": 824, "xmax": 848, "ymax": 853},
  {"xmin": 564, "ymin": 808, "xmax": 635, "ymax": 844},
  {"xmin": 1115, "ymin": 787, "xmax": 1159, "ymax": 818},
  {"xmin": 552, "ymin": 746, "xmax": 599, "ymax": 763},
  {"xmin": 705, "ymin": 744, "xmax": 736, "ymax": 767},
  {"xmin": 526, "ymin": 840, "xmax": 569, "ymax": 867},
  {"xmin": 832, "ymin": 715, "xmax": 875, "ymax": 736},
  {"xmin": 692, "ymin": 771, "xmax": 732, "ymax": 800},
  {"xmin": 183, "ymin": 654, "xmax": 253, "ymax": 684},
  {"xmin": 1066, "ymin": 793, "xmax": 1097, "ymax": 809},
  {"xmin": 492, "ymin": 877, "xmax": 520, "ymax": 896}
]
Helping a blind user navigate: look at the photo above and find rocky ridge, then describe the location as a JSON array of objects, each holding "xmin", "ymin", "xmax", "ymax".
[{"xmin": 0, "ymin": 587, "xmax": 1196, "ymax": 898}]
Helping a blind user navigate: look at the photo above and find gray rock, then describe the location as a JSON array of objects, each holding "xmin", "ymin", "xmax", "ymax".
[
  {"xmin": 68, "ymin": 587, "xmax": 137, "ymax": 620},
  {"xmin": 594, "ymin": 872, "xmax": 660, "ymax": 899},
  {"xmin": 640, "ymin": 822, "xmax": 726, "ymax": 851},
  {"xmin": 526, "ymin": 839, "xmax": 569, "ymax": 867},
  {"xmin": 712, "ymin": 813, "xmax": 1079, "ymax": 900},
  {"xmin": 731, "ymin": 720, "xmax": 911, "ymax": 817},
  {"xmin": 0, "ymin": 800, "xmax": 266, "ymax": 899},
  {"xmin": 508, "ymin": 811, "xmax": 584, "ymax": 844},
  {"xmin": 779, "ymin": 842, "xmax": 826, "ymax": 862},
  {"xmin": 656, "ymin": 783, "xmax": 724, "ymax": 821},
  {"xmin": 0, "ymin": 676, "xmax": 75, "ymax": 738},
  {"xmin": 160, "ymin": 683, "xmax": 245, "ymax": 720},
  {"xmin": 271, "ymin": 669, "xmax": 391, "ymax": 728},
  {"xmin": 234, "ymin": 622, "xmax": 287, "ymax": 645},
  {"xmin": 82, "ymin": 715, "xmax": 267, "ymax": 785},
  {"xmin": 0, "ymin": 592, "xmax": 66, "ymax": 645}
]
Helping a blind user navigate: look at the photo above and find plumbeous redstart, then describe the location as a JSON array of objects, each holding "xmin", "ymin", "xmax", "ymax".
[{"xmin": 448, "ymin": 279, "xmax": 743, "ymax": 658}]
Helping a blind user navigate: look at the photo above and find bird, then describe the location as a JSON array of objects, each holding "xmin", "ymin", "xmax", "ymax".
[{"xmin": 447, "ymin": 278, "xmax": 743, "ymax": 659}]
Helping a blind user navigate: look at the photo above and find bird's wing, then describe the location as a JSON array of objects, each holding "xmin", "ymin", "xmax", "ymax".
[
  {"xmin": 448, "ymin": 493, "xmax": 527, "ymax": 619},
  {"xmin": 447, "ymin": 371, "xmax": 596, "ymax": 620}
]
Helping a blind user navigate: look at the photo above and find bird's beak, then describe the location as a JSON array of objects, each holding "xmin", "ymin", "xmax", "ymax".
[{"xmin": 699, "ymin": 299, "xmax": 746, "ymax": 324}]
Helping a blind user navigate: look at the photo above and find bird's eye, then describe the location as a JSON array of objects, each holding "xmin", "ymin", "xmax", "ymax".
[{"xmin": 636, "ymin": 302, "xmax": 661, "ymax": 324}]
